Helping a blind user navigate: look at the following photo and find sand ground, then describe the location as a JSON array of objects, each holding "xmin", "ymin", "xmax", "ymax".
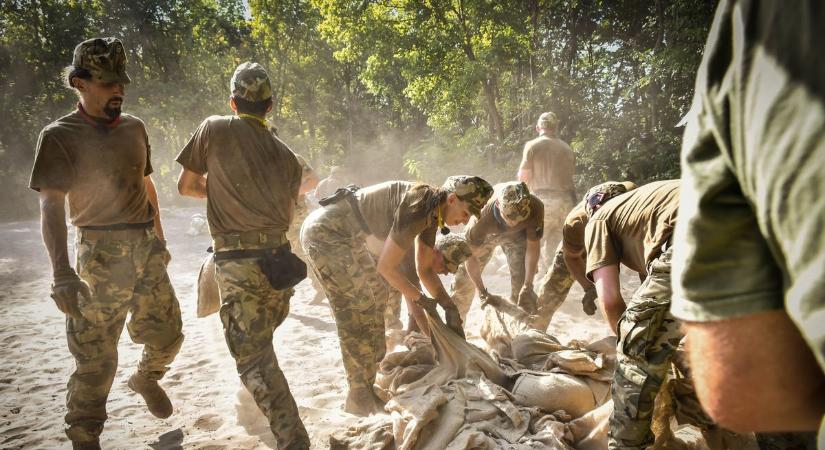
[{"xmin": 0, "ymin": 207, "xmax": 638, "ymax": 449}]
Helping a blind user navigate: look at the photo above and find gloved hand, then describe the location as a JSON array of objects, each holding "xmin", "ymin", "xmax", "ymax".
[
  {"xmin": 414, "ymin": 294, "xmax": 439, "ymax": 317},
  {"xmin": 478, "ymin": 290, "xmax": 506, "ymax": 309},
  {"xmin": 517, "ymin": 284, "xmax": 538, "ymax": 313},
  {"xmin": 51, "ymin": 268, "xmax": 92, "ymax": 320},
  {"xmin": 443, "ymin": 305, "xmax": 466, "ymax": 339},
  {"xmin": 581, "ymin": 285, "xmax": 598, "ymax": 316}
]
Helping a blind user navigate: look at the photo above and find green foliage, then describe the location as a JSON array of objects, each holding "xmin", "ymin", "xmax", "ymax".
[{"xmin": 0, "ymin": 0, "xmax": 714, "ymax": 220}]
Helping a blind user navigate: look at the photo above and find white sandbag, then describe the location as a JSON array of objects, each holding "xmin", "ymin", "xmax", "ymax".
[
  {"xmin": 511, "ymin": 372, "xmax": 596, "ymax": 418},
  {"xmin": 196, "ymin": 255, "xmax": 220, "ymax": 318}
]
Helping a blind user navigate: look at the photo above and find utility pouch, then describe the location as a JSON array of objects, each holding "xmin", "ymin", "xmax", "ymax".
[
  {"xmin": 318, "ymin": 184, "xmax": 361, "ymax": 206},
  {"xmin": 213, "ymin": 244, "xmax": 307, "ymax": 290}
]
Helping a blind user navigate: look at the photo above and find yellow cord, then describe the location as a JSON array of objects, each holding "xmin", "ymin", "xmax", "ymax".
[
  {"xmin": 437, "ymin": 205, "xmax": 444, "ymax": 229},
  {"xmin": 237, "ymin": 113, "xmax": 268, "ymax": 128}
]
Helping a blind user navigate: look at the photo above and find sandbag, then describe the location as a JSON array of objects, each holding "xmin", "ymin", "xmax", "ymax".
[
  {"xmin": 196, "ymin": 254, "xmax": 220, "ymax": 318},
  {"xmin": 511, "ymin": 372, "xmax": 596, "ymax": 418}
]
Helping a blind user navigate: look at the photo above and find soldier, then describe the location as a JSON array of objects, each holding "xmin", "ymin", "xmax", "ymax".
[
  {"xmin": 583, "ymin": 180, "xmax": 681, "ymax": 449},
  {"xmin": 314, "ymin": 165, "xmax": 350, "ymax": 200},
  {"xmin": 518, "ymin": 111, "xmax": 577, "ymax": 270},
  {"xmin": 176, "ymin": 62, "xmax": 310, "ymax": 449},
  {"xmin": 29, "ymin": 37, "xmax": 183, "ymax": 450},
  {"xmin": 450, "ymin": 182, "xmax": 544, "ymax": 322},
  {"xmin": 533, "ymin": 181, "xmax": 636, "ymax": 330},
  {"xmin": 672, "ymin": 0, "xmax": 825, "ymax": 438},
  {"xmin": 301, "ymin": 177, "xmax": 491, "ymax": 415}
]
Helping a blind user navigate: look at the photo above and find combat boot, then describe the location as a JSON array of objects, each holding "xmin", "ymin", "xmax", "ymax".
[
  {"xmin": 344, "ymin": 386, "xmax": 385, "ymax": 416},
  {"xmin": 72, "ymin": 439, "xmax": 101, "ymax": 450},
  {"xmin": 128, "ymin": 372, "xmax": 173, "ymax": 418}
]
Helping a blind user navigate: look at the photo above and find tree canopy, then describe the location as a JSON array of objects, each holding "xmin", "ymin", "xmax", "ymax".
[{"xmin": 0, "ymin": 0, "xmax": 714, "ymax": 219}]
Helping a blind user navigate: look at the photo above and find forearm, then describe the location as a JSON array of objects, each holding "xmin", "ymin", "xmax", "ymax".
[
  {"xmin": 40, "ymin": 193, "xmax": 71, "ymax": 275},
  {"xmin": 684, "ymin": 311, "xmax": 825, "ymax": 432},
  {"xmin": 523, "ymin": 239, "xmax": 540, "ymax": 286},
  {"xmin": 465, "ymin": 256, "xmax": 487, "ymax": 294},
  {"xmin": 177, "ymin": 169, "xmax": 207, "ymax": 199},
  {"xmin": 419, "ymin": 268, "xmax": 451, "ymax": 307},
  {"xmin": 144, "ymin": 176, "xmax": 165, "ymax": 240},
  {"xmin": 564, "ymin": 252, "xmax": 591, "ymax": 289}
]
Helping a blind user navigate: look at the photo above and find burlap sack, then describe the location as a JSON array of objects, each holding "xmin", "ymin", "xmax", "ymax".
[
  {"xmin": 196, "ymin": 255, "xmax": 220, "ymax": 318},
  {"xmin": 511, "ymin": 372, "xmax": 597, "ymax": 418}
]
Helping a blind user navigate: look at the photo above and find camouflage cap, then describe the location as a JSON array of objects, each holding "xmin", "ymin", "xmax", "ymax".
[
  {"xmin": 435, "ymin": 234, "xmax": 471, "ymax": 274},
  {"xmin": 72, "ymin": 37, "xmax": 131, "ymax": 84},
  {"xmin": 442, "ymin": 175, "xmax": 494, "ymax": 218},
  {"xmin": 537, "ymin": 111, "xmax": 558, "ymax": 130},
  {"xmin": 230, "ymin": 62, "xmax": 272, "ymax": 101},
  {"xmin": 583, "ymin": 181, "xmax": 638, "ymax": 217},
  {"xmin": 497, "ymin": 182, "xmax": 532, "ymax": 223}
]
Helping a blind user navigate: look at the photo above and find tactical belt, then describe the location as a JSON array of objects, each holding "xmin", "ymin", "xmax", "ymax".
[
  {"xmin": 212, "ymin": 245, "xmax": 287, "ymax": 261},
  {"xmin": 318, "ymin": 185, "xmax": 372, "ymax": 235},
  {"xmin": 79, "ymin": 219, "xmax": 154, "ymax": 231}
]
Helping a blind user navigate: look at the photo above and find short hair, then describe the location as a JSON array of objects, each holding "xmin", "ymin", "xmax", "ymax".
[
  {"xmin": 233, "ymin": 95, "xmax": 272, "ymax": 117},
  {"xmin": 63, "ymin": 65, "xmax": 92, "ymax": 89}
]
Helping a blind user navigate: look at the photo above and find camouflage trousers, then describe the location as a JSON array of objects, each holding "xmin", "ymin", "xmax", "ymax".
[
  {"xmin": 66, "ymin": 229, "xmax": 183, "ymax": 443},
  {"xmin": 534, "ymin": 191, "xmax": 575, "ymax": 271},
  {"xmin": 609, "ymin": 246, "xmax": 683, "ymax": 450},
  {"xmin": 301, "ymin": 202, "xmax": 389, "ymax": 391},
  {"xmin": 287, "ymin": 201, "xmax": 324, "ymax": 298},
  {"xmin": 533, "ymin": 243, "xmax": 576, "ymax": 330},
  {"xmin": 214, "ymin": 237, "xmax": 310, "ymax": 450},
  {"xmin": 451, "ymin": 236, "xmax": 526, "ymax": 321}
]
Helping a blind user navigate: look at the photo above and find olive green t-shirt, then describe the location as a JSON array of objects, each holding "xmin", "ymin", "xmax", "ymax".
[
  {"xmin": 28, "ymin": 110, "xmax": 154, "ymax": 227},
  {"xmin": 671, "ymin": 0, "xmax": 825, "ymax": 374},
  {"xmin": 465, "ymin": 194, "xmax": 544, "ymax": 247},
  {"xmin": 521, "ymin": 135, "xmax": 575, "ymax": 192},
  {"xmin": 355, "ymin": 181, "xmax": 437, "ymax": 249},
  {"xmin": 585, "ymin": 180, "xmax": 679, "ymax": 279},
  {"xmin": 175, "ymin": 115, "xmax": 302, "ymax": 235},
  {"xmin": 562, "ymin": 201, "xmax": 588, "ymax": 257}
]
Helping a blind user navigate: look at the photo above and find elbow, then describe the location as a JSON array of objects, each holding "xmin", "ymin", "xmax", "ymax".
[{"xmin": 176, "ymin": 177, "xmax": 187, "ymax": 196}]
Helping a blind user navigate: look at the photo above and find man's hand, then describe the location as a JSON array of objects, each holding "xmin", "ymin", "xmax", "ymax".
[
  {"xmin": 517, "ymin": 284, "xmax": 538, "ymax": 313},
  {"xmin": 414, "ymin": 294, "xmax": 439, "ymax": 317},
  {"xmin": 443, "ymin": 305, "xmax": 466, "ymax": 339},
  {"xmin": 51, "ymin": 269, "xmax": 92, "ymax": 319},
  {"xmin": 581, "ymin": 285, "xmax": 598, "ymax": 316}
]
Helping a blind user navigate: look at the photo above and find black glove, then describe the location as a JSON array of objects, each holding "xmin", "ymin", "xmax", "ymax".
[
  {"xmin": 517, "ymin": 284, "xmax": 538, "ymax": 313},
  {"xmin": 443, "ymin": 305, "xmax": 466, "ymax": 339},
  {"xmin": 51, "ymin": 268, "xmax": 92, "ymax": 320},
  {"xmin": 582, "ymin": 285, "xmax": 598, "ymax": 316}
]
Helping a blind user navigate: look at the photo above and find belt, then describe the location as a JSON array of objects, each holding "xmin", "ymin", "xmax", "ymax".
[
  {"xmin": 213, "ymin": 245, "xmax": 288, "ymax": 261},
  {"xmin": 212, "ymin": 229, "xmax": 288, "ymax": 252},
  {"xmin": 78, "ymin": 220, "xmax": 154, "ymax": 242},
  {"xmin": 79, "ymin": 219, "xmax": 154, "ymax": 231},
  {"xmin": 319, "ymin": 186, "xmax": 371, "ymax": 235}
]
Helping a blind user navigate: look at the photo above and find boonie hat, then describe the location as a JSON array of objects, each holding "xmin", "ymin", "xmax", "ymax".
[
  {"xmin": 72, "ymin": 37, "xmax": 131, "ymax": 84},
  {"xmin": 442, "ymin": 176, "xmax": 494, "ymax": 218},
  {"xmin": 230, "ymin": 62, "xmax": 272, "ymax": 101},
  {"xmin": 497, "ymin": 182, "xmax": 532, "ymax": 223},
  {"xmin": 435, "ymin": 234, "xmax": 472, "ymax": 274}
]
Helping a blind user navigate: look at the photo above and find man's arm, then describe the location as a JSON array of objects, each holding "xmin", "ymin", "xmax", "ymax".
[
  {"xmin": 465, "ymin": 246, "xmax": 488, "ymax": 294},
  {"xmin": 144, "ymin": 176, "xmax": 165, "ymax": 241},
  {"xmin": 300, "ymin": 168, "xmax": 320, "ymax": 195},
  {"xmin": 564, "ymin": 251, "xmax": 591, "ymax": 290},
  {"xmin": 377, "ymin": 236, "xmax": 429, "ymax": 333},
  {"xmin": 683, "ymin": 310, "xmax": 825, "ymax": 433},
  {"xmin": 591, "ymin": 264, "xmax": 624, "ymax": 333},
  {"xmin": 523, "ymin": 238, "xmax": 540, "ymax": 286},
  {"xmin": 40, "ymin": 189, "xmax": 71, "ymax": 275},
  {"xmin": 177, "ymin": 168, "xmax": 207, "ymax": 199}
]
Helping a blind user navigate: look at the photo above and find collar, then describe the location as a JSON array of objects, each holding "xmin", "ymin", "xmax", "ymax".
[
  {"xmin": 237, "ymin": 113, "xmax": 268, "ymax": 128},
  {"xmin": 77, "ymin": 102, "xmax": 122, "ymax": 130}
]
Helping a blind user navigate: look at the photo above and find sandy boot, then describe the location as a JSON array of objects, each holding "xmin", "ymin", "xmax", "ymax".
[
  {"xmin": 72, "ymin": 440, "xmax": 101, "ymax": 450},
  {"xmin": 128, "ymin": 373, "xmax": 173, "ymax": 418},
  {"xmin": 344, "ymin": 387, "xmax": 384, "ymax": 416}
]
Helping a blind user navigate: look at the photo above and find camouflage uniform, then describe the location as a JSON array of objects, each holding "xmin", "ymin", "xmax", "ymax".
[
  {"xmin": 65, "ymin": 230, "xmax": 183, "ymax": 443},
  {"xmin": 533, "ymin": 243, "xmax": 575, "ymax": 328},
  {"xmin": 301, "ymin": 202, "xmax": 390, "ymax": 393},
  {"xmin": 610, "ymin": 246, "xmax": 683, "ymax": 450},
  {"xmin": 213, "ymin": 232, "xmax": 309, "ymax": 449}
]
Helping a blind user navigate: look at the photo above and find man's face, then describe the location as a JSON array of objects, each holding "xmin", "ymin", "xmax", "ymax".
[
  {"xmin": 432, "ymin": 250, "xmax": 449, "ymax": 275},
  {"xmin": 444, "ymin": 193, "xmax": 472, "ymax": 226},
  {"xmin": 496, "ymin": 199, "xmax": 523, "ymax": 228},
  {"xmin": 76, "ymin": 77, "xmax": 125, "ymax": 120}
]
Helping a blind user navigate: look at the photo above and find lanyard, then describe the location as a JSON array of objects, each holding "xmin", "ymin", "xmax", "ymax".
[{"xmin": 237, "ymin": 113, "xmax": 268, "ymax": 128}]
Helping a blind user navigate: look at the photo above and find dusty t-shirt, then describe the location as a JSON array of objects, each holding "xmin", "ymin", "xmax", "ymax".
[
  {"xmin": 175, "ymin": 115, "xmax": 302, "ymax": 235},
  {"xmin": 357, "ymin": 182, "xmax": 438, "ymax": 250},
  {"xmin": 465, "ymin": 194, "xmax": 544, "ymax": 247},
  {"xmin": 28, "ymin": 109, "xmax": 154, "ymax": 227},
  {"xmin": 562, "ymin": 202, "xmax": 588, "ymax": 257},
  {"xmin": 521, "ymin": 135, "xmax": 575, "ymax": 192},
  {"xmin": 671, "ymin": 0, "xmax": 825, "ymax": 375},
  {"xmin": 584, "ymin": 180, "xmax": 679, "ymax": 279}
]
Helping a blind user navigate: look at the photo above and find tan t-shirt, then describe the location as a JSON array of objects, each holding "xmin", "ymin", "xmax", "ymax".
[
  {"xmin": 521, "ymin": 135, "xmax": 575, "ymax": 192},
  {"xmin": 562, "ymin": 201, "xmax": 588, "ymax": 257},
  {"xmin": 175, "ymin": 115, "xmax": 302, "ymax": 235},
  {"xmin": 585, "ymin": 180, "xmax": 679, "ymax": 278},
  {"xmin": 28, "ymin": 110, "xmax": 154, "ymax": 226},
  {"xmin": 465, "ymin": 194, "xmax": 544, "ymax": 247},
  {"xmin": 358, "ymin": 182, "xmax": 438, "ymax": 250}
]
